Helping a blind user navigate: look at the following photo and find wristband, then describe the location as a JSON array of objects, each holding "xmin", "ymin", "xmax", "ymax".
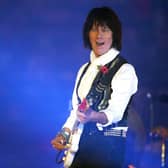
[{"xmin": 59, "ymin": 129, "xmax": 71, "ymax": 143}]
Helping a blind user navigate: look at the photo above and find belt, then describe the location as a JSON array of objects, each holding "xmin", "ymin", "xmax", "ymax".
[{"xmin": 103, "ymin": 128, "xmax": 127, "ymax": 138}]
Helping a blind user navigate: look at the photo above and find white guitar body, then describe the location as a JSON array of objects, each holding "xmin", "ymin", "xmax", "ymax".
[{"xmin": 63, "ymin": 123, "xmax": 84, "ymax": 168}]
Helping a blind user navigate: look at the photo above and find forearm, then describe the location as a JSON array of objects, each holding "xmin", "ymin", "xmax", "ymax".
[{"xmin": 90, "ymin": 111, "xmax": 108, "ymax": 125}]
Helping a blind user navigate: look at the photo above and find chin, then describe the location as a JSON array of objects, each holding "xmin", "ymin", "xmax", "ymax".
[{"xmin": 97, "ymin": 51, "xmax": 108, "ymax": 57}]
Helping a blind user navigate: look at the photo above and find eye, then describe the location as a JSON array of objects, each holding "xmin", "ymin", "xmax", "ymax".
[{"xmin": 102, "ymin": 26, "xmax": 111, "ymax": 32}]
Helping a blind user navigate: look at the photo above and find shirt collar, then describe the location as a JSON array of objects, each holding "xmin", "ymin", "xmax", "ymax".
[{"xmin": 90, "ymin": 48, "xmax": 120, "ymax": 66}]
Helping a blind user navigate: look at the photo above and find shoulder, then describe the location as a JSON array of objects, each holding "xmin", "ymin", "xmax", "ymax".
[
  {"xmin": 119, "ymin": 63, "xmax": 136, "ymax": 73},
  {"xmin": 114, "ymin": 63, "xmax": 138, "ymax": 81},
  {"xmin": 77, "ymin": 62, "xmax": 90, "ymax": 74},
  {"xmin": 75, "ymin": 62, "xmax": 90, "ymax": 79}
]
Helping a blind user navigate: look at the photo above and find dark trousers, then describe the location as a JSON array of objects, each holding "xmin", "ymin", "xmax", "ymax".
[{"xmin": 70, "ymin": 127, "xmax": 126, "ymax": 168}]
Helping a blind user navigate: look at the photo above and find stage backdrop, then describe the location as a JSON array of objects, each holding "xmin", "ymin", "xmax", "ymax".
[{"xmin": 0, "ymin": 0, "xmax": 167, "ymax": 168}]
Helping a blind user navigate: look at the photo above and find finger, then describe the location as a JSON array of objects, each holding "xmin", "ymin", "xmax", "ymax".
[
  {"xmin": 77, "ymin": 115, "xmax": 85, "ymax": 122},
  {"xmin": 77, "ymin": 112, "xmax": 86, "ymax": 118},
  {"xmin": 51, "ymin": 139, "xmax": 56, "ymax": 145},
  {"xmin": 52, "ymin": 142, "xmax": 65, "ymax": 150}
]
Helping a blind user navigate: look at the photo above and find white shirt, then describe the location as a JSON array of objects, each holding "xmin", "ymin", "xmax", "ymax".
[{"xmin": 63, "ymin": 48, "xmax": 138, "ymax": 131}]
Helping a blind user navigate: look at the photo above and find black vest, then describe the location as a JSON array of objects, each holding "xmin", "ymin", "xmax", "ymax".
[{"xmin": 76, "ymin": 55, "xmax": 129, "ymax": 126}]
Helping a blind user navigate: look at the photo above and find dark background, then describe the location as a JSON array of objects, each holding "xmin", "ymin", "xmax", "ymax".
[{"xmin": 0, "ymin": 0, "xmax": 167, "ymax": 167}]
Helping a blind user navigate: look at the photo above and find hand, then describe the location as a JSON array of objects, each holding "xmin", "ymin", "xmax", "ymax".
[
  {"xmin": 51, "ymin": 134, "xmax": 67, "ymax": 150},
  {"xmin": 77, "ymin": 108, "xmax": 94, "ymax": 124},
  {"xmin": 77, "ymin": 108, "xmax": 108, "ymax": 125}
]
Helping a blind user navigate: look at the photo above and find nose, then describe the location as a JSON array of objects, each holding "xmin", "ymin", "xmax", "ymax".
[{"xmin": 97, "ymin": 29, "xmax": 103, "ymax": 38}]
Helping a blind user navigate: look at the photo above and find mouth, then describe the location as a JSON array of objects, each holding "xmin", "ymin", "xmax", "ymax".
[{"xmin": 96, "ymin": 41, "xmax": 104, "ymax": 46}]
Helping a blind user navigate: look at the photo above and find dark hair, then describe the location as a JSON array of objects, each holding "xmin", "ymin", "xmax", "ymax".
[{"xmin": 83, "ymin": 6, "xmax": 122, "ymax": 51}]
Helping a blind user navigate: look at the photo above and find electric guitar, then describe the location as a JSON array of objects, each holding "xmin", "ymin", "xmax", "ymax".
[
  {"xmin": 63, "ymin": 98, "xmax": 89, "ymax": 168},
  {"xmin": 63, "ymin": 121, "xmax": 84, "ymax": 168}
]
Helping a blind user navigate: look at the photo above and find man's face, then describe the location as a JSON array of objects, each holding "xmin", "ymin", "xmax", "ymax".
[{"xmin": 89, "ymin": 24, "xmax": 113, "ymax": 57}]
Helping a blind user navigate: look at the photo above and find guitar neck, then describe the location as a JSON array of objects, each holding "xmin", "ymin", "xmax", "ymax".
[{"xmin": 72, "ymin": 120, "xmax": 80, "ymax": 133}]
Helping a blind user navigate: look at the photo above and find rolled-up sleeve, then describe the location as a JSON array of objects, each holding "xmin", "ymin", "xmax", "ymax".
[{"xmin": 97, "ymin": 63, "xmax": 138, "ymax": 128}]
